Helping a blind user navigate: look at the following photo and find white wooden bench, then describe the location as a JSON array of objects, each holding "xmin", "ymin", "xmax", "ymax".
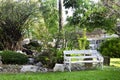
[{"xmin": 63, "ymin": 50, "xmax": 103, "ymax": 72}]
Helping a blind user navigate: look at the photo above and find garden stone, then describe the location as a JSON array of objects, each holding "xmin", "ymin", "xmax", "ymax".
[
  {"xmin": 22, "ymin": 38, "xmax": 30, "ymax": 45},
  {"xmin": 20, "ymin": 65, "xmax": 38, "ymax": 72},
  {"xmin": 53, "ymin": 63, "xmax": 64, "ymax": 72},
  {"xmin": 35, "ymin": 62, "xmax": 43, "ymax": 67},
  {"xmin": 37, "ymin": 67, "xmax": 48, "ymax": 72},
  {"xmin": 1, "ymin": 65, "xmax": 21, "ymax": 73},
  {"xmin": 71, "ymin": 63, "xmax": 85, "ymax": 71},
  {"xmin": 0, "ymin": 56, "xmax": 2, "ymax": 66},
  {"xmin": 0, "ymin": 67, "xmax": 3, "ymax": 72},
  {"xmin": 28, "ymin": 58, "xmax": 34, "ymax": 64}
]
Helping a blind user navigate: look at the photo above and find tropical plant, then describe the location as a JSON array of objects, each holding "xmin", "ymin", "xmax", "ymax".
[{"xmin": 0, "ymin": 0, "xmax": 40, "ymax": 50}]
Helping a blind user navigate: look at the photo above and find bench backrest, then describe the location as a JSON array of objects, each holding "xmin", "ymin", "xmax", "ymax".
[
  {"xmin": 64, "ymin": 50, "xmax": 97, "ymax": 56},
  {"xmin": 63, "ymin": 50, "xmax": 103, "ymax": 62}
]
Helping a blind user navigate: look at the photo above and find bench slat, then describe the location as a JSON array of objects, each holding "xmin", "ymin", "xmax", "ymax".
[
  {"xmin": 65, "ymin": 60, "xmax": 100, "ymax": 63},
  {"xmin": 64, "ymin": 56, "xmax": 97, "ymax": 59}
]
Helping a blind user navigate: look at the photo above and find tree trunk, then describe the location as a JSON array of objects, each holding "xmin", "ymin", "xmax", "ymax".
[
  {"xmin": 59, "ymin": 0, "xmax": 63, "ymax": 32},
  {"xmin": 55, "ymin": 0, "xmax": 63, "ymax": 48}
]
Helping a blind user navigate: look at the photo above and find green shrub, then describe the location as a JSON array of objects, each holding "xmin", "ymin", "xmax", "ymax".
[
  {"xmin": 0, "ymin": 50, "xmax": 28, "ymax": 64},
  {"xmin": 98, "ymin": 38, "xmax": 120, "ymax": 58},
  {"xmin": 34, "ymin": 48, "xmax": 56, "ymax": 68},
  {"xmin": 34, "ymin": 48, "xmax": 64, "ymax": 68},
  {"xmin": 56, "ymin": 49, "xmax": 64, "ymax": 63}
]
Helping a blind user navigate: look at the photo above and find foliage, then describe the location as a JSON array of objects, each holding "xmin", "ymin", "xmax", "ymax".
[
  {"xmin": 55, "ymin": 48, "xmax": 64, "ymax": 63},
  {"xmin": 65, "ymin": 31, "xmax": 89, "ymax": 50},
  {"xmin": 101, "ymin": 0, "xmax": 120, "ymax": 17},
  {"xmin": 116, "ymin": 25, "xmax": 120, "ymax": 37},
  {"xmin": 99, "ymin": 38, "xmax": 120, "ymax": 58},
  {"xmin": 40, "ymin": 0, "xmax": 58, "ymax": 35},
  {"xmin": 0, "ymin": 42, "xmax": 4, "ymax": 50},
  {"xmin": 27, "ymin": 0, "xmax": 59, "ymax": 49},
  {"xmin": 63, "ymin": 0, "xmax": 79, "ymax": 8},
  {"xmin": 0, "ymin": 0, "xmax": 39, "ymax": 50},
  {"xmin": 65, "ymin": 31, "xmax": 77, "ymax": 50},
  {"xmin": 34, "ymin": 48, "xmax": 56, "ymax": 68},
  {"xmin": 34, "ymin": 47, "xmax": 64, "ymax": 68},
  {"xmin": 101, "ymin": 0, "xmax": 120, "ymax": 36},
  {"xmin": 0, "ymin": 50, "xmax": 28, "ymax": 64},
  {"xmin": 85, "ymin": 7, "xmax": 117, "ymax": 33},
  {"xmin": 77, "ymin": 28, "xmax": 88, "ymax": 50},
  {"xmin": 64, "ymin": 0, "xmax": 96, "ymax": 27},
  {"xmin": 64, "ymin": 0, "xmax": 119, "ymax": 34}
]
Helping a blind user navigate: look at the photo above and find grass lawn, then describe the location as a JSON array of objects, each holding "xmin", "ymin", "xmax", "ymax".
[
  {"xmin": 110, "ymin": 58, "xmax": 120, "ymax": 67},
  {"xmin": 0, "ymin": 58, "xmax": 120, "ymax": 80}
]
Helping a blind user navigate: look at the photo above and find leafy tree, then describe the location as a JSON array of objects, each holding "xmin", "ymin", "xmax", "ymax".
[
  {"xmin": 40, "ymin": 0, "xmax": 65, "ymax": 49},
  {"xmin": 0, "ymin": 0, "xmax": 39, "ymax": 50},
  {"xmin": 101, "ymin": 0, "xmax": 120, "ymax": 16},
  {"xmin": 40, "ymin": 0, "xmax": 58, "ymax": 35},
  {"xmin": 63, "ymin": 0, "xmax": 95, "ymax": 49},
  {"xmin": 64, "ymin": 0, "xmax": 119, "ymax": 32},
  {"xmin": 101, "ymin": 0, "xmax": 120, "ymax": 36}
]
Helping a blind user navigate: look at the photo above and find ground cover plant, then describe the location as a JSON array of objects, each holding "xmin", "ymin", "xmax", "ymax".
[{"xmin": 0, "ymin": 58, "xmax": 120, "ymax": 80}]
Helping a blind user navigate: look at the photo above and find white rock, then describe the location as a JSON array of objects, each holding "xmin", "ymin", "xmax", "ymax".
[
  {"xmin": 53, "ymin": 63, "xmax": 64, "ymax": 72},
  {"xmin": 16, "ymin": 50, "xmax": 26, "ymax": 55},
  {"xmin": 20, "ymin": 65, "xmax": 38, "ymax": 72},
  {"xmin": 0, "ymin": 67, "xmax": 3, "ymax": 71},
  {"xmin": 22, "ymin": 38, "xmax": 30, "ymax": 45},
  {"xmin": 0, "ymin": 56, "xmax": 2, "ymax": 66}
]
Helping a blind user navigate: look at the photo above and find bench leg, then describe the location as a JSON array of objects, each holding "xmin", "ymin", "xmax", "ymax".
[
  {"xmin": 68, "ymin": 63, "xmax": 71, "ymax": 72},
  {"xmin": 101, "ymin": 62, "xmax": 103, "ymax": 70},
  {"xmin": 98, "ymin": 62, "xmax": 103, "ymax": 69}
]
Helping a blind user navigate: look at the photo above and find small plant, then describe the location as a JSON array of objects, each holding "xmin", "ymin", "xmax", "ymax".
[
  {"xmin": 0, "ymin": 50, "xmax": 28, "ymax": 64},
  {"xmin": 34, "ymin": 47, "xmax": 64, "ymax": 68},
  {"xmin": 56, "ymin": 49, "xmax": 64, "ymax": 63},
  {"xmin": 34, "ymin": 48, "xmax": 56, "ymax": 68}
]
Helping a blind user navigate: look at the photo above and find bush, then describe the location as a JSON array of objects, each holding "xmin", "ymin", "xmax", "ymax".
[
  {"xmin": 34, "ymin": 48, "xmax": 56, "ymax": 68},
  {"xmin": 0, "ymin": 50, "xmax": 28, "ymax": 64},
  {"xmin": 98, "ymin": 38, "xmax": 120, "ymax": 58},
  {"xmin": 34, "ymin": 48, "xmax": 64, "ymax": 68}
]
